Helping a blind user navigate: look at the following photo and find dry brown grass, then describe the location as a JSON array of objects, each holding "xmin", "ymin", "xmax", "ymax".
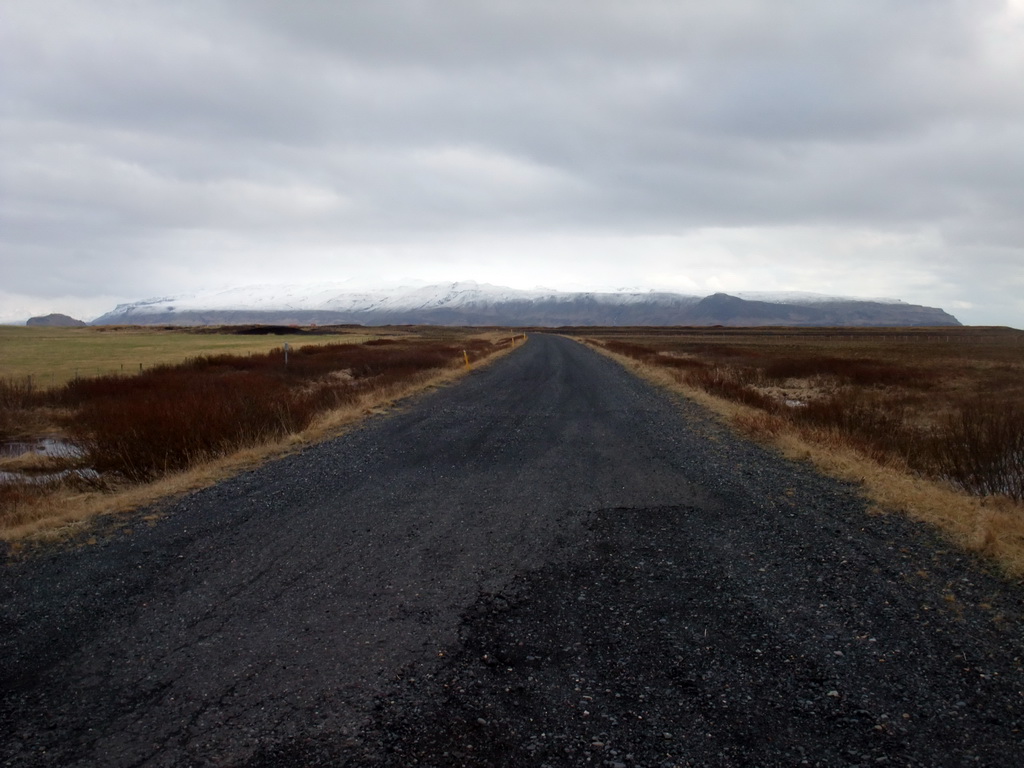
[
  {"xmin": 0, "ymin": 452, "xmax": 72, "ymax": 474},
  {"xmin": 1, "ymin": 330, "xmax": 520, "ymax": 545},
  {"xmin": 578, "ymin": 327, "xmax": 1024, "ymax": 579}
]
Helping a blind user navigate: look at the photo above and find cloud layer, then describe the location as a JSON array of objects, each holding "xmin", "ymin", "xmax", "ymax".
[{"xmin": 2, "ymin": 0, "xmax": 1023, "ymax": 325}]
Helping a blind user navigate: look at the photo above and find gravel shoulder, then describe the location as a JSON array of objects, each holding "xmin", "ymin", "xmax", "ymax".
[{"xmin": 2, "ymin": 334, "xmax": 1022, "ymax": 767}]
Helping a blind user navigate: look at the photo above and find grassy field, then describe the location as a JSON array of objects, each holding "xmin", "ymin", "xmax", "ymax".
[
  {"xmin": 573, "ymin": 325, "xmax": 1024, "ymax": 577},
  {"xmin": 0, "ymin": 327, "xmax": 518, "ymax": 541},
  {"xmin": 0, "ymin": 325, "xmax": 409, "ymax": 388}
]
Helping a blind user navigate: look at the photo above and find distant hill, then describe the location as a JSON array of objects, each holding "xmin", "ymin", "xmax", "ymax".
[
  {"xmin": 91, "ymin": 283, "xmax": 962, "ymax": 327},
  {"xmin": 683, "ymin": 293, "xmax": 959, "ymax": 327},
  {"xmin": 26, "ymin": 313, "xmax": 86, "ymax": 327}
]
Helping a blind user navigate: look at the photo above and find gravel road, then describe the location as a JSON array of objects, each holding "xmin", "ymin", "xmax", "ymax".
[{"xmin": 1, "ymin": 334, "xmax": 1022, "ymax": 767}]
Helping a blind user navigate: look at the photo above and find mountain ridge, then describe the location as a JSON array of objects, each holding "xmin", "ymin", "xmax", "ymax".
[{"xmin": 91, "ymin": 283, "xmax": 961, "ymax": 327}]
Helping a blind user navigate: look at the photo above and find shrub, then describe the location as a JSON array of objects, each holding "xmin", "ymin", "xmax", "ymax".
[
  {"xmin": 929, "ymin": 401, "xmax": 1024, "ymax": 501},
  {"xmin": 62, "ymin": 338, "xmax": 484, "ymax": 482},
  {"xmin": 686, "ymin": 368, "xmax": 780, "ymax": 412},
  {"xmin": 785, "ymin": 392, "xmax": 925, "ymax": 464},
  {"xmin": 69, "ymin": 371, "xmax": 316, "ymax": 481},
  {"xmin": 0, "ymin": 378, "xmax": 52, "ymax": 441},
  {"xmin": 655, "ymin": 356, "xmax": 709, "ymax": 371},
  {"xmin": 760, "ymin": 356, "xmax": 927, "ymax": 388},
  {"xmin": 602, "ymin": 340, "xmax": 658, "ymax": 361},
  {"xmin": 0, "ymin": 377, "xmax": 43, "ymax": 410},
  {"xmin": 791, "ymin": 393, "xmax": 901, "ymax": 437}
]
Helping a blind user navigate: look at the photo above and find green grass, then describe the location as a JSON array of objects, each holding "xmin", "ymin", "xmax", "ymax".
[{"xmin": 0, "ymin": 326, "xmax": 392, "ymax": 388}]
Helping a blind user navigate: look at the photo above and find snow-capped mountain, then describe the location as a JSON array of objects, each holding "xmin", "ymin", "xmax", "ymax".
[
  {"xmin": 91, "ymin": 282, "xmax": 961, "ymax": 327},
  {"xmin": 733, "ymin": 291, "xmax": 904, "ymax": 305}
]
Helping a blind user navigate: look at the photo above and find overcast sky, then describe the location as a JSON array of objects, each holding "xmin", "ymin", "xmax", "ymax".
[{"xmin": 2, "ymin": 1, "xmax": 1023, "ymax": 326}]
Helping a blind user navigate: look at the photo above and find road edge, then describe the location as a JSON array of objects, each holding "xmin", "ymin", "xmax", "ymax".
[{"xmin": 573, "ymin": 335, "xmax": 1024, "ymax": 583}]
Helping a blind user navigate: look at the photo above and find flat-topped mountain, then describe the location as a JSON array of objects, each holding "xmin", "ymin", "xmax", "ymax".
[
  {"xmin": 685, "ymin": 293, "xmax": 958, "ymax": 327},
  {"xmin": 91, "ymin": 283, "xmax": 961, "ymax": 327}
]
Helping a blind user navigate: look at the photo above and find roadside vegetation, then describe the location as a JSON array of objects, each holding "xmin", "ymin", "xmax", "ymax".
[
  {"xmin": 579, "ymin": 326, "xmax": 1024, "ymax": 577},
  {"xmin": 0, "ymin": 327, "xmax": 516, "ymax": 540},
  {"xmin": 0, "ymin": 324, "xmax": 398, "ymax": 388}
]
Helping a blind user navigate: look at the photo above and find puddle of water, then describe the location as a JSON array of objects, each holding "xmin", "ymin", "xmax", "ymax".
[
  {"xmin": 0, "ymin": 468, "xmax": 100, "ymax": 485},
  {"xmin": 0, "ymin": 437, "xmax": 95, "ymax": 485},
  {"xmin": 0, "ymin": 438, "xmax": 84, "ymax": 460}
]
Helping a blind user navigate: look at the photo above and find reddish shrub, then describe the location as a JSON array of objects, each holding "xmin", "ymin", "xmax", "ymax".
[
  {"xmin": 686, "ymin": 368, "xmax": 780, "ymax": 412},
  {"xmin": 655, "ymin": 356, "xmax": 709, "ymax": 371},
  {"xmin": 603, "ymin": 341, "xmax": 658, "ymax": 361},
  {"xmin": 61, "ymin": 338, "xmax": 490, "ymax": 482},
  {"xmin": 0, "ymin": 378, "xmax": 38, "ymax": 409},
  {"xmin": 69, "ymin": 371, "xmax": 315, "ymax": 481},
  {"xmin": 927, "ymin": 400, "xmax": 1024, "ymax": 501},
  {"xmin": 761, "ymin": 356, "xmax": 928, "ymax": 388}
]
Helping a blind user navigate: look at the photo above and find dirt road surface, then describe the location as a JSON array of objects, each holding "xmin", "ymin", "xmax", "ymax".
[{"xmin": 2, "ymin": 334, "xmax": 1022, "ymax": 767}]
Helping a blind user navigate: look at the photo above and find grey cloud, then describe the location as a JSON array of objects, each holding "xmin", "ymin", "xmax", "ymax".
[{"xmin": 1, "ymin": 0, "xmax": 1022, "ymax": 325}]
